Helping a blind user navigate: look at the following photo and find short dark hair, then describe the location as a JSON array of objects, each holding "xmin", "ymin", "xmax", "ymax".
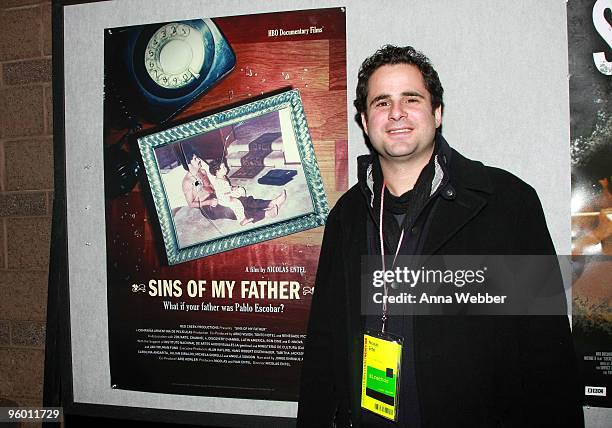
[
  {"xmin": 354, "ymin": 45, "xmax": 444, "ymax": 126},
  {"xmin": 208, "ymin": 158, "xmax": 227, "ymax": 176}
]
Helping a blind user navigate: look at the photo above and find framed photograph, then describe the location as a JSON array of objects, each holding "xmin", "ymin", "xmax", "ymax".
[{"xmin": 139, "ymin": 89, "xmax": 329, "ymax": 264}]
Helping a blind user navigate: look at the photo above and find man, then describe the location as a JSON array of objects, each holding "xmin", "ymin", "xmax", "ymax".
[
  {"xmin": 182, "ymin": 153, "xmax": 235, "ymax": 220},
  {"xmin": 298, "ymin": 46, "xmax": 582, "ymax": 427}
]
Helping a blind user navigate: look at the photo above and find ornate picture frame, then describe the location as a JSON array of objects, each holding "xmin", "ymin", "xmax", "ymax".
[{"xmin": 138, "ymin": 89, "xmax": 329, "ymax": 264}]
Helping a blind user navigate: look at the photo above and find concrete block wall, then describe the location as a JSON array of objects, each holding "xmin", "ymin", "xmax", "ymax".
[{"xmin": 0, "ymin": 0, "xmax": 54, "ymax": 413}]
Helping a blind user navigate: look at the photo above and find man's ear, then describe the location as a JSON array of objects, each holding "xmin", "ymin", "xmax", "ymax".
[
  {"xmin": 360, "ymin": 112, "xmax": 369, "ymax": 135},
  {"xmin": 434, "ymin": 105, "xmax": 442, "ymax": 129}
]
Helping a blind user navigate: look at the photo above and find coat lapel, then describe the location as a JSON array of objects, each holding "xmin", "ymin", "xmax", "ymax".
[
  {"xmin": 422, "ymin": 146, "xmax": 493, "ymax": 254},
  {"xmin": 423, "ymin": 178, "xmax": 489, "ymax": 254}
]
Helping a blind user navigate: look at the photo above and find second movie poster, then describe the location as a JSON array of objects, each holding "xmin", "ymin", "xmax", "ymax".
[
  {"xmin": 568, "ymin": 0, "xmax": 611, "ymax": 408},
  {"xmin": 103, "ymin": 7, "xmax": 347, "ymax": 400}
]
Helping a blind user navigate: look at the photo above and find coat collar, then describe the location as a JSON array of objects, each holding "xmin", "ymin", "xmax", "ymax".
[
  {"xmin": 446, "ymin": 145, "xmax": 493, "ymax": 194},
  {"xmin": 355, "ymin": 134, "xmax": 495, "ymax": 254},
  {"xmin": 356, "ymin": 134, "xmax": 451, "ymax": 210}
]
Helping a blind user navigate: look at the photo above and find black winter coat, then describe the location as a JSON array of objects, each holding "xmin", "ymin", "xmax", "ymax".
[{"xmin": 297, "ymin": 143, "xmax": 583, "ymax": 427}]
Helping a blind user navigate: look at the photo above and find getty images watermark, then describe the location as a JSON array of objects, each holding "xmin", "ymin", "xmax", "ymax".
[{"xmin": 361, "ymin": 255, "xmax": 576, "ymax": 316}]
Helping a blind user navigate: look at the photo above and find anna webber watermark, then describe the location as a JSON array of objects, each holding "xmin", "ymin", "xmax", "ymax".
[{"xmin": 361, "ymin": 255, "xmax": 574, "ymax": 316}]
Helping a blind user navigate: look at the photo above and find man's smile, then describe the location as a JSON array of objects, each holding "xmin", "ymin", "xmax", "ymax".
[{"xmin": 386, "ymin": 127, "xmax": 414, "ymax": 134}]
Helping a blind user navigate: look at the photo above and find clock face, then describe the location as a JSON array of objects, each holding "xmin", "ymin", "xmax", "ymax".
[{"xmin": 144, "ymin": 23, "xmax": 206, "ymax": 89}]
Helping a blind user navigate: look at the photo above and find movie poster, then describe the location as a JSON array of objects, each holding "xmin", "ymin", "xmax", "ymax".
[
  {"xmin": 568, "ymin": 0, "xmax": 611, "ymax": 408},
  {"xmin": 103, "ymin": 8, "xmax": 347, "ymax": 400}
]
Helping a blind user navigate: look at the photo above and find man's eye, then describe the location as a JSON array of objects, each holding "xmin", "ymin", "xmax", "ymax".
[{"xmin": 375, "ymin": 101, "xmax": 389, "ymax": 107}]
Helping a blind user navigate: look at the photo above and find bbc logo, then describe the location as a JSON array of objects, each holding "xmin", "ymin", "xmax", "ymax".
[{"xmin": 585, "ymin": 386, "xmax": 607, "ymax": 396}]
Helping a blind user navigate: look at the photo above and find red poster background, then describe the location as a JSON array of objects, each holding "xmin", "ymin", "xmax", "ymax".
[{"xmin": 104, "ymin": 8, "xmax": 347, "ymax": 401}]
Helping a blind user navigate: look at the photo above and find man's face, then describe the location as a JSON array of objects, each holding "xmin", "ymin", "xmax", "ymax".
[
  {"xmin": 189, "ymin": 155, "xmax": 205, "ymax": 174},
  {"xmin": 361, "ymin": 63, "xmax": 441, "ymax": 164},
  {"xmin": 190, "ymin": 154, "xmax": 204, "ymax": 171}
]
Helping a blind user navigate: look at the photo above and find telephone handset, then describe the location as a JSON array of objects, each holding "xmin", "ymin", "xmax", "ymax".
[{"xmin": 105, "ymin": 18, "xmax": 235, "ymax": 125}]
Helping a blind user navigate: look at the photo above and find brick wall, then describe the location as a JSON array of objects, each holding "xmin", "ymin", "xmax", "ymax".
[{"xmin": 0, "ymin": 0, "xmax": 53, "ymax": 411}]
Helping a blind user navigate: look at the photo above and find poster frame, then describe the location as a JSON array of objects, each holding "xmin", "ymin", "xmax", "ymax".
[{"xmin": 46, "ymin": 0, "xmax": 345, "ymax": 426}]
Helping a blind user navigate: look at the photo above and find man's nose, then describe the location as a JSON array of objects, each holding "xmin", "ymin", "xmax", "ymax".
[{"xmin": 388, "ymin": 101, "xmax": 406, "ymax": 121}]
